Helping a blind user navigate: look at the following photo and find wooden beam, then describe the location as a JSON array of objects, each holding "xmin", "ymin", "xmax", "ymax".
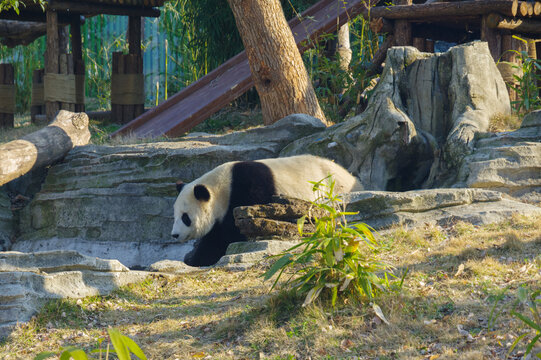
[
  {"xmin": 49, "ymin": 1, "xmax": 160, "ymax": 17},
  {"xmin": 0, "ymin": 10, "xmax": 82, "ymax": 24},
  {"xmin": 412, "ymin": 23, "xmax": 480, "ymax": 44},
  {"xmin": 363, "ymin": 1, "xmax": 527, "ymax": 20},
  {"xmin": 487, "ymin": 13, "xmax": 541, "ymax": 35}
]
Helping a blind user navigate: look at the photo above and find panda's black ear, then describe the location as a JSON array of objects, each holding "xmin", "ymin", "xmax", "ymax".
[
  {"xmin": 176, "ymin": 181, "xmax": 185, "ymax": 193},
  {"xmin": 194, "ymin": 184, "xmax": 210, "ymax": 202}
]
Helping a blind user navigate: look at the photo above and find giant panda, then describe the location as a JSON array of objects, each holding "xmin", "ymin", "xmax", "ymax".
[{"xmin": 171, "ymin": 155, "xmax": 362, "ymax": 267}]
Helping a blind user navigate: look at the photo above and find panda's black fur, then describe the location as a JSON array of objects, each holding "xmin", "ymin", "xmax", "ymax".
[{"xmin": 184, "ymin": 161, "xmax": 276, "ymax": 266}]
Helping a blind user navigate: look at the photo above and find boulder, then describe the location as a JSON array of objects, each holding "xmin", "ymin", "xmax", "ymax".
[
  {"xmin": 0, "ymin": 250, "xmax": 148, "ymax": 339},
  {"xmin": 281, "ymin": 42, "xmax": 510, "ymax": 191},
  {"xmin": 13, "ymin": 115, "xmax": 325, "ymax": 268},
  {"xmin": 215, "ymin": 240, "xmax": 298, "ymax": 271},
  {"xmin": 454, "ymin": 110, "xmax": 541, "ymax": 203},
  {"xmin": 344, "ymin": 188, "xmax": 541, "ymax": 229}
]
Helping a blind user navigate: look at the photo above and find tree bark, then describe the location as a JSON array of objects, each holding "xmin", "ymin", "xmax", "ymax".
[
  {"xmin": 227, "ymin": 0, "xmax": 326, "ymax": 125},
  {"xmin": 0, "ymin": 110, "xmax": 91, "ymax": 186}
]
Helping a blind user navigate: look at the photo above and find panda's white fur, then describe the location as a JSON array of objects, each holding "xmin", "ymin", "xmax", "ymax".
[{"xmin": 172, "ymin": 155, "xmax": 362, "ymax": 266}]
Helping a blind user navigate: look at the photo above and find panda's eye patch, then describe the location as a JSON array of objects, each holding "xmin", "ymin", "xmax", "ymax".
[{"xmin": 181, "ymin": 213, "xmax": 191, "ymax": 227}]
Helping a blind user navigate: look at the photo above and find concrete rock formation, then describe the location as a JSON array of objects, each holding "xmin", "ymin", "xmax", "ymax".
[
  {"xmin": 281, "ymin": 42, "xmax": 511, "ymax": 191},
  {"xmin": 12, "ymin": 115, "xmax": 325, "ymax": 268},
  {"xmin": 455, "ymin": 110, "xmax": 541, "ymax": 203},
  {"xmin": 0, "ymin": 250, "xmax": 148, "ymax": 339},
  {"xmin": 344, "ymin": 188, "xmax": 540, "ymax": 229}
]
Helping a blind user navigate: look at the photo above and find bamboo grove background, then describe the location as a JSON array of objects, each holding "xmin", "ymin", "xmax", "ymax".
[{"xmin": 0, "ymin": 0, "xmax": 380, "ymax": 115}]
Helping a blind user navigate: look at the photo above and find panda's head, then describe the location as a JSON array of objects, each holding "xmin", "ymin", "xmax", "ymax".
[{"xmin": 171, "ymin": 180, "xmax": 215, "ymax": 242}]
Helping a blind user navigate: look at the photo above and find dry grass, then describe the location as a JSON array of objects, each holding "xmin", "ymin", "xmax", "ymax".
[
  {"xmin": 1, "ymin": 214, "xmax": 540, "ymax": 360},
  {"xmin": 488, "ymin": 113, "xmax": 522, "ymax": 133},
  {"xmin": 0, "ymin": 116, "xmax": 40, "ymax": 144}
]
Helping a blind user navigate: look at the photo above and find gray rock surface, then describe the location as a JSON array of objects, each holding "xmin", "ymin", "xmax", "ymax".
[
  {"xmin": 281, "ymin": 42, "xmax": 510, "ymax": 191},
  {"xmin": 344, "ymin": 188, "xmax": 541, "ymax": 229},
  {"xmin": 454, "ymin": 110, "xmax": 541, "ymax": 203},
  {"xmin": 147, "ymin": 259, "xmax": 203, "ymax": 274},
  {"xmin": 14, "ymin": 115, "xmax": 325, "ymax": 268},
  {"xmin": 0, "ymin": 189, "xmax": 13, "ymax": 251},
  {"xmin": 11, "ymin": 237, "xmax": 195, "ymax": 270},
  {"xmin": 0, "ymin": 250, "xmax": 148, "ymax": 339},
  {"xmin": 215, "ymin": 240, "xmax": 298, "ymax": 270}
]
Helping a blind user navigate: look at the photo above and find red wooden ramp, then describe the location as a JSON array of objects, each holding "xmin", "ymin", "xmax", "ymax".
[{"xmin": 111, "ymin": 0, "xmax": 374, "ymax": 139}]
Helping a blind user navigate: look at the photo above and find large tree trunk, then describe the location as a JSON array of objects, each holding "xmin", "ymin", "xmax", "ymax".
[
  {"xmin": 227, "ymin": 0, "xmax": 326, "ymax": 125},
  {"xmin": 0, "ymin": 110, "xmax": 90, "ymax": 186}
]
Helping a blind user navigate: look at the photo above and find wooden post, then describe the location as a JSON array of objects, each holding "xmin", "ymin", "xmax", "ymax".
[
  {"xmin": 500, "ymin": 34, "xmax": 519, "ymax": 102},
  {"xmin": 413, "ymin": 37, "xmax": 425, "ymax": 52},
  {"xmin": 109, "ymin": 16, "xmax": 145, "ymax": 124},
  {"xmin": 481, "ymin": 15, "xmax": 501, "ymax": 61},
  {"xmin": 31, "ymin": 69, "xmax": 45, "ymax": 123},
  {"xmin": 425, "ymin": 39, "xmax": 434, "ymax": 53},
  {"xmin": 129, "ymin": 16, "xmax": 144, "ymax": 120},
  {"xmin": 128, "ymin": 16, "xmax": 141, "ymax": 57},
  {"xmin": 46, "ymin": 9, "xmax": 60, "ymax": 121},
  {"xmin": 537, "ymin": 41, "xmax": 541, "ymax": 98},
  {"xmin": 0, "ymin": 64, "xmax": 15, "ymax": 128},
  {"xmin": 393, "ymin": 0, "xmax": 412, "ymax": 46},
  {"xmin": 112, "ymin": 52, "xmax": 121, "ymax": 123},
  {"xmin": 71, "ymin": 19, "xmax": 85, "ymax": 113}
]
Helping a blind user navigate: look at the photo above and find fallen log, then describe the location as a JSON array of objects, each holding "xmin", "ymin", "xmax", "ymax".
[{"xmin": 0, "ymin": 110, "xmax": 90, "ymax": 186}]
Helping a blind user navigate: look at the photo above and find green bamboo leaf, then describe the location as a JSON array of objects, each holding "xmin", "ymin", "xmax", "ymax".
[
  {"xmin": 68, "ymin": 349, "xmax": 89, "ymax": 360},
  {"xmin": 263, "ymin": 253, "xmax": 293, "ymax": 281},
  {"xmin": 297, "ymin": 215, "xmax": 306, "ymax": 235},
  {"xmin": 517, "ymin": 286, "xmax": 529, "ymax": 303},
  {"xmin": 33, "ymin": 352, "xmax": 57, "ymax": 360},
  {"xmin": 507, "ymin": 333, "xmax": 528, "ymax": 358},
  {"xmin": 525, "ymin": 333, "xmax": 541, "ymax": 355},
  {"xmin": 108, "ymin": 328, "xmax": 131, "ymax": 360},
  {"xmin": 512, "ymin": 311, "xmax": 541, "ymax": 331},
  {"xmin": 331, "ymin": 286, "xmax": 338, "ymax": 307},
  {"xmin": 302, "ymin": 285, "xmax": 323, "ymax": 307},
  {"xmin": 121, "ymin": 334, "xmax": 148, "ymax": 360}
]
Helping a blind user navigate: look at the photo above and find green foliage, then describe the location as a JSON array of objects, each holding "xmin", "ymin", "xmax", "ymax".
[
  {"xmin": 264, "ymin": 176, "xmax": 395, "ymax": 308},
  {"xmin": 302, "ymin": 15, "xmax": 380, "ymax": 122},
  {"xmin": 34, "ymin": 328, "xmax": 147, "ymax": 360},
  {"xmin": 0, "ymin": 0, "xmax": 45, "ymax": 14},
  {"xmin": 501, "ymin": 36, "xmax": 541, "ymax": 114},
  {"xmin": 508, "ymin": 286, "xmax": 541, "ymax": 359}
]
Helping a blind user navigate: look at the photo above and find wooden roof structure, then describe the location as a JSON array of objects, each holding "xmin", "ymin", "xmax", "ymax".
[
  {"xmin": 0, "ymin": 0, "xmax": 164, "ymax": 47},
  {"xmin": 0, "ymin": 0, "xmax": 166, "ymax": 125}
]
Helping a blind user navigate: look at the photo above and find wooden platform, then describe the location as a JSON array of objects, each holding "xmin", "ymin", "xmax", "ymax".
[{"xmin": 111, "ymin": 0, "xmax": 376, "ymax": 138}]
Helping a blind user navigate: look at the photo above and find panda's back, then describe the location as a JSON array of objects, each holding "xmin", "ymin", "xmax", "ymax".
[{"xmin": 227, "ymin": 155, "xmax": 361, "ymax": 205}]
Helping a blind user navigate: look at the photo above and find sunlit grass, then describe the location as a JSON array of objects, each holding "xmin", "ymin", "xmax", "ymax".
[{"xmin": 1, "ymin": 215, "xmax": 539, "ymax": 359}]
